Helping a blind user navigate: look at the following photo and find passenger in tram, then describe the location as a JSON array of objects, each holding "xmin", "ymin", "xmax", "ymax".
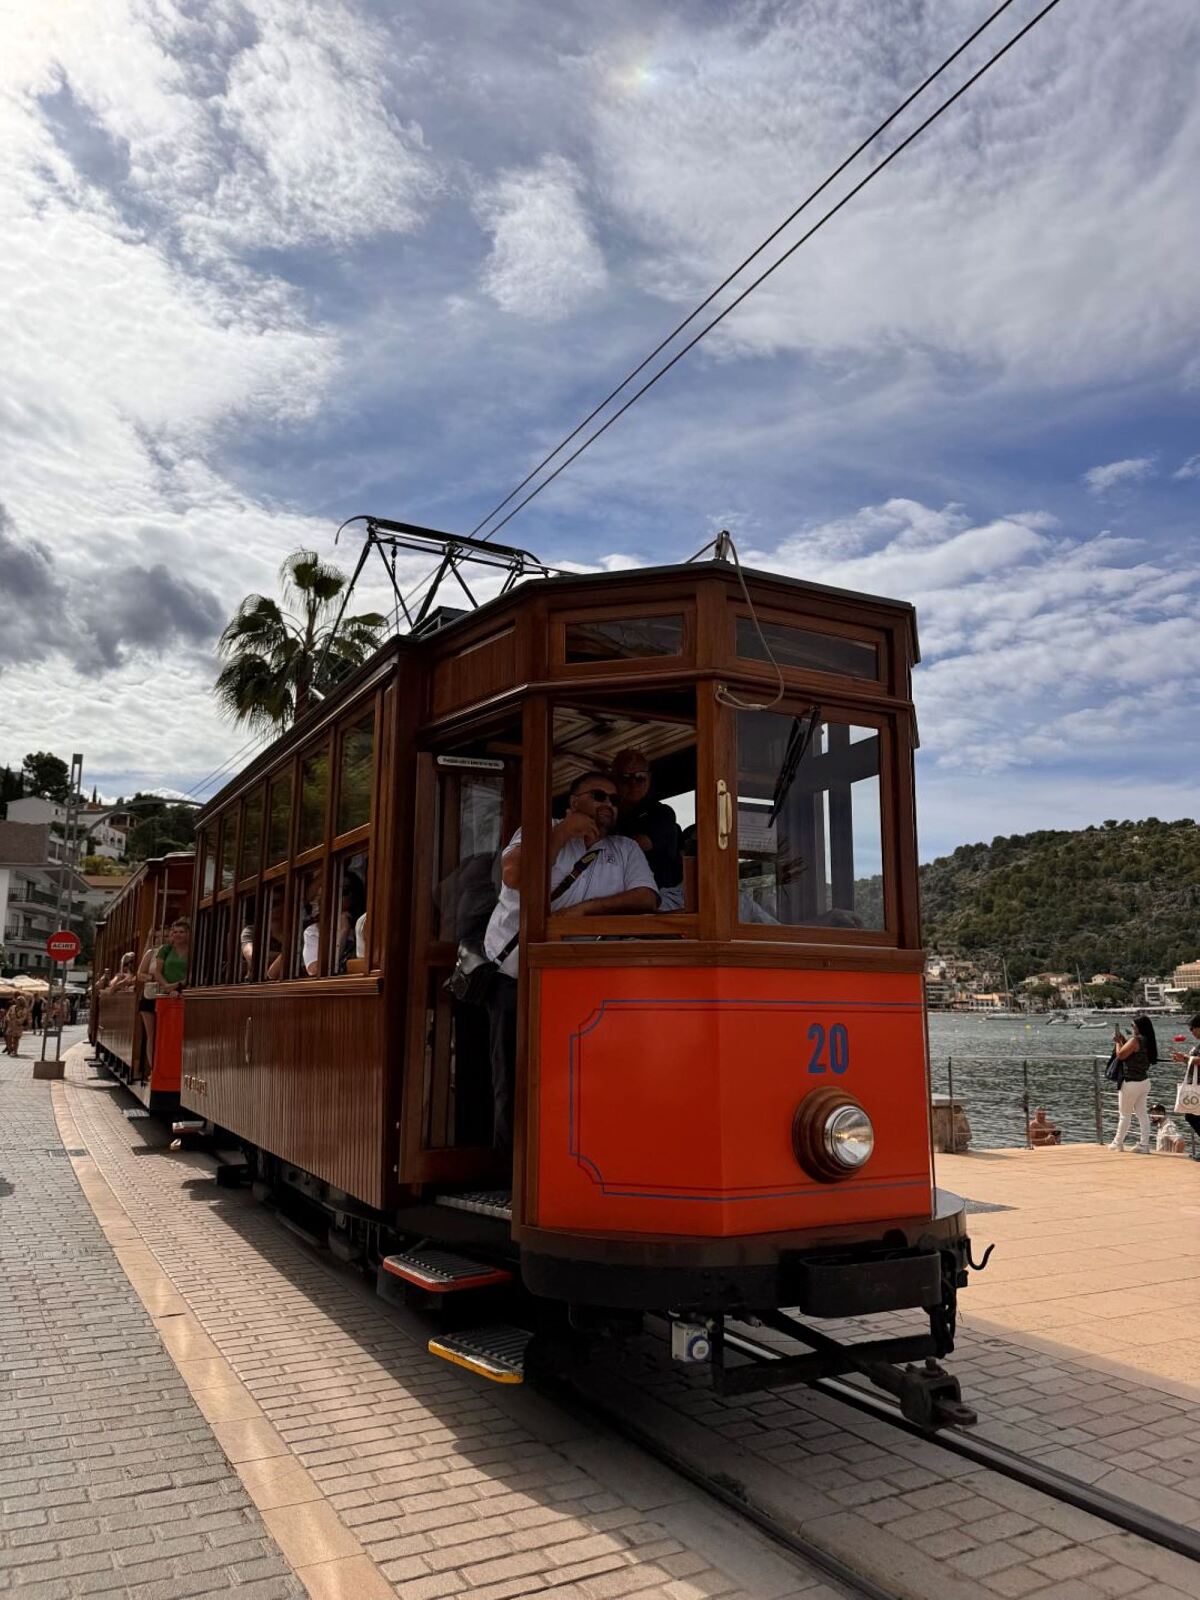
[
  {"xmin": 239, "ymin": 924, "xmax": 255, "ymax": 978},
  {"xmin": 611, "ymin": 747, "xmax": 684, "ymax": 910},
  {"xmin": 482, "ymin": 770, "xmax": 659, "ymax": 1148},
  {"xmin": 300, "ymin": 884, "xmax": 322, "ymax": 976},
  {"xmin": 109, "ymin": 952, "xmax": 137, "ymax": 991},
  {"xmin": 335, "ymin": 869, "xmax": 367, "ymax": 974}
]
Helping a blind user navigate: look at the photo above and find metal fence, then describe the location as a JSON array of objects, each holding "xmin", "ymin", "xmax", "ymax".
[{"xmin": 931, "ymin": 1054, "xmax": 1198, "ymax": 1153}]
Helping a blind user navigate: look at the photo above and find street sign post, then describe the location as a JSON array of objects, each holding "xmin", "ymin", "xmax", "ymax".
[{"xmin": 46, "ymin": 930, "xmax": 82, "ymax": 963}]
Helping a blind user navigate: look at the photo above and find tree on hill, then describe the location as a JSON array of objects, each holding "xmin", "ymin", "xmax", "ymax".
[
  {"xmin": 214, "ymin": 549, "xmax": 387, "ymax": 733},
  {"xmin": 123, "ymin": 796, "xmax": 197, "ymax": 862},
  {"xmin": 1180, "ymin": 990, "xmax": 1200, "ymax": 1014},
  {"xmin": 21, "ymin": 750, "xmax": 71, "ymax": 802}
]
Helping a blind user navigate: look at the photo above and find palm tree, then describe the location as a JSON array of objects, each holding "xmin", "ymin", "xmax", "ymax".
[{"xmin": 214, "ymin": 550, "xmax": 387, "ymax": 732}]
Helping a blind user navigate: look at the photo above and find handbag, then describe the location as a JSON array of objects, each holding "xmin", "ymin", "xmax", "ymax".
[
  {"xmin": 1104, "ymin": 1050, "xmax": 1124, "ymax": 1090},
  {"xmin": 1174, "ymin": 1060, "xmax": 1200, "ymax": 1116},
  {"xmin": 443, "ymin": 847, "xmax": 601, "ymax": 1005}
]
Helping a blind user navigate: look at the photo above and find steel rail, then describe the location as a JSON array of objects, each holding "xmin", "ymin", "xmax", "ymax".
[
  {"xmin": 723, "ymin": 1326, "xmax": 1200, "ymax": 1567},
  {"xmin": 548, "ymin": 1368, "xmax": 900, "ymax": 1600}
]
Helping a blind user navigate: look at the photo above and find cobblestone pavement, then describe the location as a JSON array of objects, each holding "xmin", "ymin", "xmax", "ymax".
[
  {"xmin": 0, "ymin": 1043, "xmax": 305, "ymax": 1599},
  {"xmin": 55, "ymin": 1046, "xmax": 836, "ymax": 1600}
]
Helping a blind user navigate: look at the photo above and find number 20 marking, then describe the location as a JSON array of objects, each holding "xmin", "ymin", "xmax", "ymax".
[{"xmin": 807, "ymin": 1022, "xmax": 849, "ymax": 1075}]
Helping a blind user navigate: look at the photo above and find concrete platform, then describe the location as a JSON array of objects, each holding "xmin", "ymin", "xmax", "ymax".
[{"xmin": 940, "ymin": 1142, "xmax": 1200, "ymax": 1388}]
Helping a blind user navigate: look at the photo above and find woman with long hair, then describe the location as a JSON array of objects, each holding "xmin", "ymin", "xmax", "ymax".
[{"xmin": 1109, "ymin": 1014, "xmax": 1158, "ymax": 1153}]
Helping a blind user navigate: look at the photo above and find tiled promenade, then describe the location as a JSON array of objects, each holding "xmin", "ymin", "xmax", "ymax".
[
  {"xmin": 0, "ymin": 1031, "xmax": 304, "ymax": 1599},
  {"xmin": 1, "ymin": 1041, "xmax": 832, "ymax": 1600},
  {"xmin": 6, "ymin": 1036, "xmax": 1200, "ymax": 1600}
]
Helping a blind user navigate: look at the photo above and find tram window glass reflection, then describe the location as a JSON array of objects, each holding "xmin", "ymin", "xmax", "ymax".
[
  {"xmin": 564, "ymin": 614, "xmax": 683, "ymax": 664},
  {"xmin": 332, "ymin": 851, "xmax": 369, "ymax": 973},
  {"xmin": 337, "ymin": 715, "xmax": 374, "ymax": 835},
  {"xmin": 298, "ymin": 749, "xmax": 329, "ymax": 853},
  {"xmin": 736, "ymin": 618, "xmax": 878, "ymax": 682},
  {"xmin": 241, "ymin": 789, "xmax": 263, "ymax": 879},
  {"xmin": 236, "ymin": 892, "xmax": 257, "ymax": 981},
  {"xmin": 434, "ymin": 768, "xmax": 504, "ymax": 944},
  {"xmin": 736, "ymin": 710, "xmax": 885, "ymax": 930},
  {"xmin": 260, "ymin": 883, "xmax": 285, "ymax": 980},
  {"xmin": 550, "ymin": 698, "xmax": 695, "ymax": 919},
  {"xmin": 212, "ymin": 902, "xmax": 232, "ymax": 984},
  {"xmin": 267, "ymin": 775, "xmax": 291, "ymax": 865},
  {"xmin": 291, "ymin": 864, "xmax": 323, "ymax": 977},
  {"xmin": 220, "ymin": 816, "xmax": 237, "ymax": 891},
  {"xmin": 201, "ymin": 830, "xmax": 216, "ymax": 897}
]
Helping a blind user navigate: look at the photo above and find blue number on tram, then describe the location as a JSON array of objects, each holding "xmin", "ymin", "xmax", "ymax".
[{"xmin": 807, "ymin": 1022, "xmax": 851, "ymax": 1075}]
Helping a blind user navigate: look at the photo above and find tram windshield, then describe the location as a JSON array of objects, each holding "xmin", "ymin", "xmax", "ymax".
[{"xmin": 736, "ymin": 709, "xmax": 885, "ymax": 930}]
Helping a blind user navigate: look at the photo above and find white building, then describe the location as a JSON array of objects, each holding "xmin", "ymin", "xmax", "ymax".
[
  {"xmin": 5, "ymin": 796, "xmax": 127, "ymax": 861},
  {"xmin": 0, "ymin": 822, "xmax": 90, "ymax": 975}
]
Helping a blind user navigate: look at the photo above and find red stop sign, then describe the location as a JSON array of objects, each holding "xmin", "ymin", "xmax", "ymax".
[{"xmin": 46, "ymin": 930, "xmax": 81, "ymax": 962}]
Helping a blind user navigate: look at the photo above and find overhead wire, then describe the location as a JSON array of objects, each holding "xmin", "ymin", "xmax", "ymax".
[
  {"xmin": 467, "ymin": 0, "xmax": 1023, "ymax": 544},
  {"xmin": 474, "ymin": 0, "xmax": 1066, "ymax": 546},
  {"xmin": 378, "ymin": 0, "xmax": 1032, "ymax": 627}
]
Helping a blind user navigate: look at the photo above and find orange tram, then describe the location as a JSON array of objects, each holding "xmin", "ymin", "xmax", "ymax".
[
  {"xmin": 91, "ymin": 853, "xmax": 194, "ymax": 1110},
  {"xmin": 170, "ymin": 548, "xmax": 977, "ymax": 1426}
]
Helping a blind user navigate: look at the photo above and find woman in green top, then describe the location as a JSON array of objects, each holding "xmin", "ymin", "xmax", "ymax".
[{"xmin": 142, "ymin": 920, "xmax": 190, "ymax": 1073}]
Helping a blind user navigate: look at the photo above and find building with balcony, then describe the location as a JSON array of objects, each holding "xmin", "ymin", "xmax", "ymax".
[
  {"xmin": 0, "ymin": 822, "xmax": 90, "ymax": 975},
  {"xmin": 4, "ymin": 796, "xmax": 127, "ymax": 861}
]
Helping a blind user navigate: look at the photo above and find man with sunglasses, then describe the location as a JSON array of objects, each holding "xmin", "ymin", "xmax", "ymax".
[
  {"xmin": 611, "ymin": 747, "xmax": 684, "ymax": 912},
  {"xmin": 482, "ymin": 769, "xmax": 659, "ymax": 1148}
]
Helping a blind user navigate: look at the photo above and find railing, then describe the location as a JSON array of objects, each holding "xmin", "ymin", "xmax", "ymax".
[{"xmin": 932, "ymin": 1054, "xmax": 1198, "ymax": 1154}]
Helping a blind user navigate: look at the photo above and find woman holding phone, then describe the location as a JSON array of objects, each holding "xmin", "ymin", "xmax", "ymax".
[{"xmin": 1109, "ymin": 1017, "xmax": 1156, "ymax": 1152}]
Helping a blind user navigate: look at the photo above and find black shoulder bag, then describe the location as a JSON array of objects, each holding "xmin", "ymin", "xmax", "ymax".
[{"xmin": 443, "ymin": 848, "xmax": 601, "ymax": 1005}]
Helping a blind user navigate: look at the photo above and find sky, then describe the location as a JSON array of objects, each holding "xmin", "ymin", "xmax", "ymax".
[{"xmin": 1, "ymin": 0, "xmax": 1197, "ymax": 862}]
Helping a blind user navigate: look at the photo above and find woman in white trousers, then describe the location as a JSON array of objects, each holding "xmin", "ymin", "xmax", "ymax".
[{"xmin": 1109, "ymin": 1021, "xmax": 1154, "ymax": 1152}]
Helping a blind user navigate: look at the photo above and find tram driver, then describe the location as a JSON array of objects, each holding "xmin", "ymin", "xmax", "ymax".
[{"xmin": 482, "ymin": 770, "xmax": 659, "ymax": 1149}]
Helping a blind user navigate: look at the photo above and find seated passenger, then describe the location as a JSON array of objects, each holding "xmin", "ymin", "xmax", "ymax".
[
  {"xmin": 110, "ymin": 953, "xmax": 137, "ymax": 991},
  {"xmin": 239, "ymin": 925, "xmax": 255, "ymax": 977},
  {"xmin": 482, "ymin": 770, "xmax": 659, "ymax": 1149},
  {"xmin": 300, "ymin": 885, "xmax": 322, "ymax": 976},
  {"xmin": 612, "ymin": 747, "xmax": 684, "ymax": 910},
  {"xmin": 335, "ymin": 871, "xmax": 366, "ymax": 974}
]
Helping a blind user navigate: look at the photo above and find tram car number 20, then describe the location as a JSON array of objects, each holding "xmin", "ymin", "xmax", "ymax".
[{"xmin": 806, "ymin": 1021, "xmax": 850, "ymax": 1075}]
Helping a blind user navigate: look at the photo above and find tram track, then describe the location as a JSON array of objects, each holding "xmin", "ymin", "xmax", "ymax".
[{"xmin": 722, "ymin": 1322, "xmax": 1200, "ymax": 1569}]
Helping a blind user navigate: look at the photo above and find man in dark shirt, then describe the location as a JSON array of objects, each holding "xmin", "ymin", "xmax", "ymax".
[{"xmin": 612, "ymin": 747, "xmax": 684, "ymax": 910}]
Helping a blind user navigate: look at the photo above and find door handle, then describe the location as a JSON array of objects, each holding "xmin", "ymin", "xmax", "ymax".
[
  {"xmin": 243, "ymin": 1016, "xmax": 252, "ymax": 1066},
  {"xmin": 717, "ymin": 780, "xmax": 733, "ymax": 851}
]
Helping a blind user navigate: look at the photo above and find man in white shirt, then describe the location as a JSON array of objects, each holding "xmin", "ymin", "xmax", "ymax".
[{"xmin": 483, "ymin": 770, "xmax": 659, "ymax": 1148}]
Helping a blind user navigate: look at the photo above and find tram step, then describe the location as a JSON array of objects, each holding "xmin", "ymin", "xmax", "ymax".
[
  {"xmin": 434, "ymin": 1189, "xmax": 513, "ymax": 1222},
  {"xmin": 172, "ymin": 1120, "xmax": 206, "ymax": 1135},
  {"xmin": 427, "ymin": 1324, "xmax": 530, "ymax": 1384},
  {"xmin": 383, "ymin": 1248, "xmax": 512, "ymax": 1293},
  {"xmin": 123, "ymin": 1108, "xmax": 150, "ymax": 1120}
]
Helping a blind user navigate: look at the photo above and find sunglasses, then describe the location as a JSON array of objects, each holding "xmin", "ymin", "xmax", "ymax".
[
  {"xmin": 616, "ymin": 771, "xmax": 649, "ymax": 782},
  {"xmin": 581, "ymin": 788, "xmax": 617, "ymax": 803}
]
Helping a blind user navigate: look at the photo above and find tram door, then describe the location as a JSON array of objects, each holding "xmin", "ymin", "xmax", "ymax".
[{"xmin": 402, "ymin": 738, "xmax": 521, "ymax": 1184}]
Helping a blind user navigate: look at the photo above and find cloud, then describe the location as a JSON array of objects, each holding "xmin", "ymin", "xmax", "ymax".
[
  {"xmin": 1082, "ymin": 457, "xmax": 1155, "ymax": 495},
  {"xmin": 475, "ymin": 155, "xmax": 607, "ymax": 320},
  {"xmin": 1173, "ymin": 453, "xmax": 1200, "ymax": 481}
]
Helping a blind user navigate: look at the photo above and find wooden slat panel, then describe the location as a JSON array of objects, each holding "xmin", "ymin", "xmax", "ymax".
[
  {"xmin": 182, "ymin": 989, "xmax": 387, "ymax": 1208},
  {"xmin": 97, "ymin": 990, "xmax": 137, "ymax": 1075},
  {"xmin": 431, "ymin": 628, "xmax": 516, "ymax": 716}
]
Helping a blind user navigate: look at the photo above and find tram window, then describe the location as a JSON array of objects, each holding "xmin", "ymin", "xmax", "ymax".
[
  {"xmin": 193, "ymin": 910, "xmax": 211, "ymax": 984},
  {"xmin": 332, "ymin": 851, "xmax": 369, "ymax": 973},
  {"xmin": 220, "ymin": 816, "xmax": 237, "ymax": 891},
  {"xmin": 201, "ymin": 829, "xmax": 216, "ymax": 897},
  {"xmin": 298, "ymin": 749, "xmax": 329, "ymax": 853},
  {"xmin": 434, "ymin": 770, "xmax": 504, "ymax": 943},
  {"xmin": 291, "ymin": 864, "xmax": 323, "ymax": 978},
  {"xmin": 564, "ymin": 614, "xmax": 683, "ymax": 664},
  {"xmin": 236, "ymin": 892, "xmax": 257, "ymax": 981},
  {"xmin": 267, "ymin": 775, "xmax": 291, "ymax": 865},
  {"xmin": 260, "ymin": 883, "xmax": 285, "ymax": 981},
  {"xmin": 241, "ymin": 789, "xmax": 263, "ymax": 878},
  {"xmin": 212, "ymin": 902, "xmax": 232, "ymax": 985},
  {"xmin": 736, "ymin": 711, "xmax": 885, "ymax": 931},
  {"xmin": 736, "ymin": 618, "xmax": 878, "ymax": 682},
  {"xmin": 337, "ymin": 715, "xmax": 374, "ymax": 835},
  {"xmin": 551, "ymin": 700, "xmax": 695, "ymax": 919}
]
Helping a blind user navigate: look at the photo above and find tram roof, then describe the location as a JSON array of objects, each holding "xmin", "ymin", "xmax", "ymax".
[{"xmin": 197, "ymin": 557, "xmax": 919, "ymax": 820}]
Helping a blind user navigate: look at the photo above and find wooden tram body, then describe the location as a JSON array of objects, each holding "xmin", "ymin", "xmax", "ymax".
[
  {"xmin": 181, "ymin": 559, "xmax": 972, "ymax": 1417},
  {"xmin": 92, "ymin": 853, "xmax": 194, "ymax": 1109}
]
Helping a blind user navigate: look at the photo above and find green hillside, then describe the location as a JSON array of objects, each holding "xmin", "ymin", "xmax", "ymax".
[{"xmin": 919, "ymin": 818, "xmax": 1200, "ymax": 984}]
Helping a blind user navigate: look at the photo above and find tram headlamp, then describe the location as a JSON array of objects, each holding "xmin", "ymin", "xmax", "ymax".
[
  {"xmin": 791, "ymin": 1087, "xmax": 876, "ymax": 1181},
  {"xmin": 822, "ymin": 1104, "xmax": 875, "ymax": 1170}
]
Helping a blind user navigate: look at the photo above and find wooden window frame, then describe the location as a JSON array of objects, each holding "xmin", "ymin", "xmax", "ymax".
[
  {"xmin": 725, "ymin": 601, "xmax": 889, "ymax": 693},
  {"xmin": 549, "ymin": 599, "xmax": 696, "ymax": 678},
  {"xmin": 729, "ymin": 701, "xmax": 900, "ymax": 947}
]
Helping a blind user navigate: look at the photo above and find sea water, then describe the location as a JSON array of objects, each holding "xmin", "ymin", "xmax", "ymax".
[{"xmin": 926, "ymin": 1011, "xmax": 1192, "ymax": 1149}]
